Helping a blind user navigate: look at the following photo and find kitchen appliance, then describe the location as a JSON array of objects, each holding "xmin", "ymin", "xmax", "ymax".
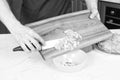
[{"xmin": 99, "ymin": 1, "xmax": 120, "ymax": 29}]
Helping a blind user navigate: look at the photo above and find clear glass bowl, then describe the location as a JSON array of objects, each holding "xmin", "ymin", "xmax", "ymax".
[{"xmin": 45, "ymin": 50, "xmax": 88, "ymax": 72}]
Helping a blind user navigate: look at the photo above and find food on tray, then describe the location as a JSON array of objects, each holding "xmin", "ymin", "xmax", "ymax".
[
  {"xmin": 97, "ymin": 33, "xmax": 120, "ymax": 54},
  {"xmin": 55, "ymin": 29, "xmax": 82, "ymax": 51}
]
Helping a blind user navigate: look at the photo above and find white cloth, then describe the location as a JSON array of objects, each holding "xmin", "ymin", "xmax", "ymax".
[{"xmin": 0, "ymin": 34, "xmax": 120, "ymax": 80}]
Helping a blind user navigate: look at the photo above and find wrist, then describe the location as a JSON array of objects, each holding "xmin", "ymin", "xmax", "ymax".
[
  {"xmin": 4, "ymin": 18, "xmax": 20, "ymax": 26},
  {"xmin": 85, "ymin": 0, "xmax": 98, "ymax": 10},
  {"xmin": 5, "ymin": 20, "xmax": 23, "ymax": 31}
]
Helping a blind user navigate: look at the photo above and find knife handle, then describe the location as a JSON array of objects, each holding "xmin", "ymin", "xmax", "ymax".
[
  {"xmin": 13, "ymin": 46, "xmax": 24, "ymax": 51},
  {"xmin": 13, "ymin": 41, "xmax": 43, "ymax": 51}
]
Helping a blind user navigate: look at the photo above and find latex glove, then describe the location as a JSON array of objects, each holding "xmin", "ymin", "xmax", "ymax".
[
  {"xmin": 10, "ymin": 24, "xmax": 45, "ymax": 53},
  {"xmin": 89, "ymin": 9, "xmax": 100, "ymax": 20}
]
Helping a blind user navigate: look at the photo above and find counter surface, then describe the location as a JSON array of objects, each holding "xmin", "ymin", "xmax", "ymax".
[
  {"xmin": 101, "ymin": 0, "xmax": 120, "ymax": 3},
  {"xmin": 0, "ymin": 32, "xmax": 120, "ymax": 80}
]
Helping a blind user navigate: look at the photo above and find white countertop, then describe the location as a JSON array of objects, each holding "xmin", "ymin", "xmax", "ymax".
[
  {"xmin": 101, "ymin": 0, "xmax": 120, "ymax": 3},
  {"xmin": 0, "ymin": 33, "xmax": 120, "ymax": 80}
]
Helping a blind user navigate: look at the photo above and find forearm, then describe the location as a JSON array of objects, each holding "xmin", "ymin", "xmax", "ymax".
[
  {"xmin": 0, "ymin": 0, "xmax": 21, "ymax": 30},
  {"xmin": 85, "ymin": 0, "xmax": 98, "ymax": 10}
]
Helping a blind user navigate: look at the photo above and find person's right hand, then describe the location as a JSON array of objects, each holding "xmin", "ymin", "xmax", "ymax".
[{"xmin": 9, "ymin": 23, "xmax": 45, "ymax": 53}]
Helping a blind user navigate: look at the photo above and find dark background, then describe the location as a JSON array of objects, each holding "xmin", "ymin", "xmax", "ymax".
[{"xmin": 0, "ymin": 0, "xmax": 119, "ymax": 34}]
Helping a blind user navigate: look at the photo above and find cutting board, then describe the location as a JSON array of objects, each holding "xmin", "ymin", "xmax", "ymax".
[
  {"xmin": 26, "ymin": 10, "xmax": 111, "ymax": 45},
  {"xmin": 24, "ymin": 10, "xmax": 112, "ymax": 60}
]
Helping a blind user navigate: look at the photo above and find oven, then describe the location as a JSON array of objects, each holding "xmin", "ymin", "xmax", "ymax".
[{"xmin": 99, "ymin": 1, "xmax": 120, "ymax": 29}]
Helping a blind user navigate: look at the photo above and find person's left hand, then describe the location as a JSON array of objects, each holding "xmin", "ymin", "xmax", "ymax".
[{"xmin": 89, "ymin": 9, "xmax": 101, "ymax": 20}]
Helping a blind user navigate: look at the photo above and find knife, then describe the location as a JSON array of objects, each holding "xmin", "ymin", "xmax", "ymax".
[{"xmin": 13, "ymin": 38, "xmax": 62, "ymax": 51}]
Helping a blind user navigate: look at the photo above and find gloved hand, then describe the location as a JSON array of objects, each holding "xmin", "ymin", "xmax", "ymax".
[{"xmin": 10, "ymin": 23, "xmax": 45, "ymax": 53}]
